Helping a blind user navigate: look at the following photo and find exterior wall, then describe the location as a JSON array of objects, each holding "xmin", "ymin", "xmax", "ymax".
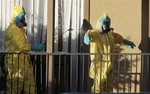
[{"xmin": 90, "ymin": 0, "xmax": 141, "ymax": 53}]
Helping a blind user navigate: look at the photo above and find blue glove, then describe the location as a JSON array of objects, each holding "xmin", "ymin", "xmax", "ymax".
[
  {"xmin": 31, "ymin": 44, "xmax": 45, "ymax": 51},
  {"xmin": 123, "ymin": 39, "xmax": 136, "ymax": 49},
  {"xmin": 84, "ymin": 34, "xmax": 91, "ymax": 45}
]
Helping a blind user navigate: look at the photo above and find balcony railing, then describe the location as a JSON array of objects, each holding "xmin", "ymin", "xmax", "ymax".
[{"xmin": 0, "ymin": 52, "xmax": 149, "ymax": 94}]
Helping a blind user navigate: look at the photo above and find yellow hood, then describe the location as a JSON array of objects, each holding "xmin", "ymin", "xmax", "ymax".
[
  {"xmin": 11, "ymin": 5, "xmax": 26, "ymax": 23},
  {"xmin": 95, "ymin": 13, "xmax": 111, "ymax": 30}
]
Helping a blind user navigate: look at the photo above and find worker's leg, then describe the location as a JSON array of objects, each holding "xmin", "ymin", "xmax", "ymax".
[
  {"xmin": 23, "ymin": 63, "xmax": 35, "ymax": 94},
  {"xmin": 6, "ymin": 55, "xmax": 36, "ymax": 94},
  {"xmin": 6, "ymin": 70, "xmax": 23, "ymax": 94},
  {"xmin": 101, "ymin": 74, "xmax": 113, "ymax": 92},
  {"xmin": 91, "ymin": 69, "xmax": 113, "ymax": 93}
]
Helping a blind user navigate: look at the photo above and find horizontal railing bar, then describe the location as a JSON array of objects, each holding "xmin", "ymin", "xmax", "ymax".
[{"xmin": 1, "ymin": 51, "xmax": 150, "ymax": 55}]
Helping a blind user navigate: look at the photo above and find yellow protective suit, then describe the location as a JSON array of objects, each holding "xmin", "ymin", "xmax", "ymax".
[
  {"xmin": 84, "ymin": 13, "xmax": 124, "ymax": 93},
  {"xmin": 5, "ymin": 6, "xmax": 35, "ymax": 94}
]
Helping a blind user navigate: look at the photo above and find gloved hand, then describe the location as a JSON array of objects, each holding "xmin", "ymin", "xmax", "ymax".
[
  {"xmin": 84, "ymin": 34, "xmax": 92, "ymax": 45},
  {"xmin": 31, "ymin": 44, "xmax": 45, "ymax": 51},
  {"xmin": 123, "ymin": 39, "xmax": 136, "ymax": 49}
]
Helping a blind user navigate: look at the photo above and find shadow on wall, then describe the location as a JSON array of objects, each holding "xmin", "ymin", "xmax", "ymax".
[
  {"xmin": 113, "ymin": 45, "xmax": 140, "ymax": 92},
  {"xmin": 81, "ymin": 19, "xmax": 93, "ymax": 92},
  {"xmin": 81, "ymin": 19, "xmax": 93, "ymax": 52}
]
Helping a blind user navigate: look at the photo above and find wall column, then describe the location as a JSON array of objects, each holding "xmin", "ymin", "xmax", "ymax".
[
  {"xmin": 47, "ymin": 0, "xmax": 54, "ymax": 93},
  {"xmin": 140, "ymin": 0, "xmax": 149, "ymax": 92}
]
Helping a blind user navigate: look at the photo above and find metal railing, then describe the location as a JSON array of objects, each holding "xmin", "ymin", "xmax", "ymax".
[{"xmin": 0, "ymin": 52, "xmax": 149, "ymax": 94}]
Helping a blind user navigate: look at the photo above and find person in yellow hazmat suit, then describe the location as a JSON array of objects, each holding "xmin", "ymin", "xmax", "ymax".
[
  {"xmin": 5, "ymin": 5, "xmax": 44, "ymax": 94},
  {"xmin": 84, "ymin": 13, "xmax": 136, "ymax": 93}
]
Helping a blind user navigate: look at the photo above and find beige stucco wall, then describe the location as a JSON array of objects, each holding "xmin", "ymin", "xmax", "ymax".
[{"xmin": 89, "ymin": 0, "xmax": 141, "ymax": 53}]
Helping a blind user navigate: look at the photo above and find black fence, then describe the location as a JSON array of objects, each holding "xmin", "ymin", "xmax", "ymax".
[{"xmin": 0, "ymin": 52, "xmax": 149, "ymax": 94}]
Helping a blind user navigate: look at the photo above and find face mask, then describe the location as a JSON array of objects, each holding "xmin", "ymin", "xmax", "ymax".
[
  {"xmin": 99, "ymin": 18, "xmax": 111, "ymax": 33},
  {"xmin": 20, "ymin": 18, "xmax": 27, "ymax": 27},
  {"xmin": 102, "ymin": 21, "xmax": 110, "ymax": 30},
  {"xmin": 16, "ymin": 22, "xmax": 24, "ymax": 28},
  {"xmin": 16, "ymin": 15, "xmax": 27, "ymax": 28}
]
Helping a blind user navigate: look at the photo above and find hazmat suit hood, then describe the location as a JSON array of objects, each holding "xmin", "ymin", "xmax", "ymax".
[
  {"xmin": 96, "ymin": 13, "xmax": 111, "ymax": 33},
  {"xmin": 11, "ymin": 5, "xmax": 27, "ymax": 27}
]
